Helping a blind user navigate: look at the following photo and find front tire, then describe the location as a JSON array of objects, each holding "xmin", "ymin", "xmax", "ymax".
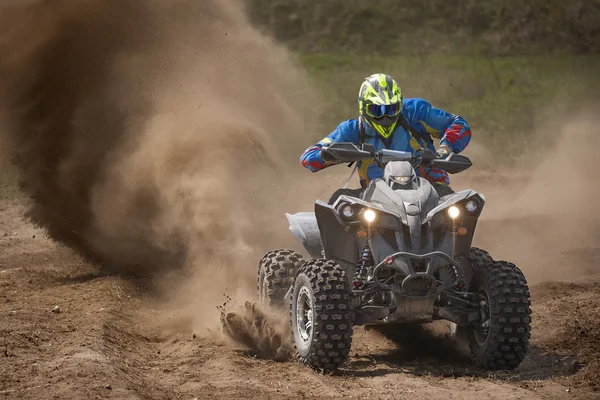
[
  {"xmin": 448, "ymin": 247, "xmax": 495, "ymax": 339},
  {"xmin": 467, "ymin": 260, "xmax": 532, "ymax": 370},
  {"xmin": 257, "ymin": 249, "xmax": 304, "ymax": 308},
  {"xmin": 291, "ymin": 259, "xmax": 354, "ymax": 372}
]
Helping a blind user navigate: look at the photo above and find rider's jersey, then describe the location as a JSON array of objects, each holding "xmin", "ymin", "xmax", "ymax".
[{"xmin": 300, "ymin": 98, "xmax": 471, "ymax": 187}]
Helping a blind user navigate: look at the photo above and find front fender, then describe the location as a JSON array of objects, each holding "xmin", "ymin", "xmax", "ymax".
[
  {"xmin": 424, "ymin": 189, "xmax": 482, "ymax": 222},
  {"xmin": 286, "ymin": 212, "xmax": 323, "ymax": 259}
]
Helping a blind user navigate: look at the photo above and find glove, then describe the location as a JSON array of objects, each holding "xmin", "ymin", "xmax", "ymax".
[
  {"xmin": 411, "ymin": 148, "xmax": 436, "ymax": 168},
  {"xmin": 410, "ymin": 154, "xmax": 421, "ymax": 169},
  {"xmin": 436, "ymin": 145, "xmax": 452, "ymax": 159},
  {"xmin": 421, "ymin": 149, "xmax": 436, "ymax": 166}
]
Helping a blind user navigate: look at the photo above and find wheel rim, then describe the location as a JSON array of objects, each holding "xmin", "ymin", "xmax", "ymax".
[
  {"xmin": 259, "ymin": 274, "xmax": 269, "ymax": 305},
  {"xmin": 474, "ymin": 290, "xmax": 491, "ymax": 346},
  {"xmin": 447, "ymin": 321, "xmax": 458, "ymax": 338},
  {"xmin": 296, "ymin": 286, "xmax": 314, "ymax": 344}
]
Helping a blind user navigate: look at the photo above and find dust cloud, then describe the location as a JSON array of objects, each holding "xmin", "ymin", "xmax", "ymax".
[
  {"xmin": 456, "ymin": 110, "xmax": 600, "ymax": 284},
  {"xmin": 0, "ymin": 0, "xmax": 318, "ymax": 334}
]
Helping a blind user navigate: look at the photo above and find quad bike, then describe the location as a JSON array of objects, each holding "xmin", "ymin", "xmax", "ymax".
[{"xmin": 257, "ymin": 142, "xmax": 531, "ymax": 372}]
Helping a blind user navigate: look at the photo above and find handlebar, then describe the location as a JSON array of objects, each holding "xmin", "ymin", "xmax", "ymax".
[{"xmin": 321, "ymin": 142, "xmax": 472, "ymax": 174}]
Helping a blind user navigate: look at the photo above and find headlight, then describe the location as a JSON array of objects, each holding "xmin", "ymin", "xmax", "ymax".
[
  {"xmin": 341, "ymin": 204, "xmax": 355, "ymax": 219},
  {"xmin": 448, "ymin": 206, "xmax": 460, "ymax": 219},
  {"xmin": 391, "ymin": 176, "xmax": 411, "ymax": 184},
  {"xmin": 363, "ymin": 209, "xmax": 376, "ymax": 223},
  {"xmin": 465, "ymin": 200, "xmax": 478, "ymax": 213}
]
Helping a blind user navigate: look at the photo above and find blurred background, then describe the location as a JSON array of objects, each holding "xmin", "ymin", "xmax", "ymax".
[{"xmin": 244, "ymin": 0, "xmax": 600, "ymax": 162}]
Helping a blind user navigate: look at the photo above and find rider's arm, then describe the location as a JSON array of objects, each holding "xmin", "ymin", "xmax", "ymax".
[
  {"xmin": 300, "ymin": 120, "xmax": 360, "ymax": 172},
  {"xmin": 404, "ymin": 98, "xmax": 472, "ymax": 154}
]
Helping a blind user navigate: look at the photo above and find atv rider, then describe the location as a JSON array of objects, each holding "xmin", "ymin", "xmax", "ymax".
[{"xmin": 300, "ymin": 73, "xmax": 472, "ymax": 202}]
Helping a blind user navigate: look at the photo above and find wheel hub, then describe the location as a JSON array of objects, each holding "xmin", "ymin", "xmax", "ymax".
[
  {"xmin": 474, "ymin": 292, "xmax": 491, "ymax": 345},
  {"xmin": 296, "ymin": 286, "xmax": 313, "ymax": 343}
]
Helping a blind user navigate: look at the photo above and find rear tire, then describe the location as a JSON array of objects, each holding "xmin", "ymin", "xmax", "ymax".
[
  {"xmin": 469, "ymin": 247, "xmax": 494, "ymax": 266},
  {"xmin": 291, "ymin": 259, "xmax": 354, "ymax": 372},
  {"xmin": 257, "ymin": 249, "xmax": 304, "ymax": 308},
  {"xmin": 467, "ymin": 260, "xmax": 531, "ymax": 370}
]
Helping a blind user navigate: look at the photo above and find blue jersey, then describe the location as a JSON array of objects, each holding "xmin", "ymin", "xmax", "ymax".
[{"xmin": 300, "ymin": 98, "xmax": 471, "ymax": 186}]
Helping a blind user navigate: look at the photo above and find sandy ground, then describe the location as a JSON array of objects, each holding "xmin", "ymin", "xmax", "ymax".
[
  {"xmin": 1, "ymin": 199, "xmax": 599, "ymax": 400},
  {"xmin": 1, "ymin": 2, "xmax": 599, "ymax": 399}
]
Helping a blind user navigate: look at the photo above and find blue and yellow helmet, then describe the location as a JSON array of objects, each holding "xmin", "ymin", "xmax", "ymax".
[{"xmin": 358, "ymin": 73, "xmax": 403, "ymax": 139}]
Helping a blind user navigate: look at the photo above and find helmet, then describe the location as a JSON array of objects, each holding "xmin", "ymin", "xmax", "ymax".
[{"xmin": 358, "ymin": 73, "xmax": 403, "ymax": 139}]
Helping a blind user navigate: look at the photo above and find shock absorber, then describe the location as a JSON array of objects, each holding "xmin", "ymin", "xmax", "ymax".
[
  {"xmin": 447, "ymin": 265, "xmax": 465, "ymax": 290},
  {"xmin": 353, "ymin": 241, "xmax": 372, "ymax": 289}
]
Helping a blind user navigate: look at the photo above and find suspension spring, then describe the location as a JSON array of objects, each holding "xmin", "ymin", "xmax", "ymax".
[
  {"xmin": 448, "ymin": 265, "xmax": 465, "ymax": 290},
  {"xmin": 353, "ymin": 242, "xmax": 372, "ymax": 288}
]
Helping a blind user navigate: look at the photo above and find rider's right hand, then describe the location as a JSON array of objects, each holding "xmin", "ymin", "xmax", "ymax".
[
  {"xmin": 420, "ymin": 149, "xmax": 436, "ymax": 165},
  {"xmin": 410, "ymin": 154, "xmax": 421, "ymax": 169},
  {"xmin": 411, "ymin": 149, "xmax": 436, "ymax": 168}
]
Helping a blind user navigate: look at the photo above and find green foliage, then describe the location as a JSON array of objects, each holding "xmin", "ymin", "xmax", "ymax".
[
  {"xmin": 245, "ymin": 0, "xmax": 600, "ymax": 55},
  {"xmin": 299, "ymin": 52, "xmax": 600, "ymax": 156},
  {"xmin": 242, "ymin": 0, "xmax": 600, "ymax": 161}
]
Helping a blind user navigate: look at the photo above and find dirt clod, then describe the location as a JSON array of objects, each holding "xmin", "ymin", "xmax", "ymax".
[{"xmin": 220, "ymin": 302, "xmax": 292, "ymax": 362}]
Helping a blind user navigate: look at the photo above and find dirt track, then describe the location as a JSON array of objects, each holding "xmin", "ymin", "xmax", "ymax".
[
  {"xmin": 1, "ymin": 1, "xmax": 599, "ymax": 398},
  {"xmin": 1, "ymin": 200, "xmax": 599, "ymax": 400}
]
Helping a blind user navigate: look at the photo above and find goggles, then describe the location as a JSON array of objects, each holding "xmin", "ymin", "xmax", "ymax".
[{"xmin": 365, "ymin": 103, "xmax": 401, "ymax": 119}]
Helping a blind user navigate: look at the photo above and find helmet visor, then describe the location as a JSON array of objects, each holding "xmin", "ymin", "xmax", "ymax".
[{"xmin": 366, "ymin": 103, "xmax": 401, "ymax": 119}]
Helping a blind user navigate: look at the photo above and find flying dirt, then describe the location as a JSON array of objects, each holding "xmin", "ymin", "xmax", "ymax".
[
  {"xmin": 0, "ymin": 0, "xmax": 318, "ymax": 319},
  {"xmin": 1, "ymin": 0, "xmax": 600, "ymax": 398}
]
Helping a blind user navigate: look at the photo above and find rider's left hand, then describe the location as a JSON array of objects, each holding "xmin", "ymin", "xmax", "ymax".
[{"xmin": 436, "ymin": 145, "xmax": 452, "ymax": 159}]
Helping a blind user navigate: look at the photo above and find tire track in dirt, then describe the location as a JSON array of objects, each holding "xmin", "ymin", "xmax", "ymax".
[{"xmin": 0, "ymin": 249, "xmax": 133, "ymax": 398}]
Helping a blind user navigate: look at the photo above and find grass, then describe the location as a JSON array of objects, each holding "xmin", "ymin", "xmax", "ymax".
[
  {"xmin": 297, "ymin": 52, "xmax": 600, "ymax": 159},
  {"xmin": 246, "ymin": 0, "xmax": 600, "ymax": 55}
]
